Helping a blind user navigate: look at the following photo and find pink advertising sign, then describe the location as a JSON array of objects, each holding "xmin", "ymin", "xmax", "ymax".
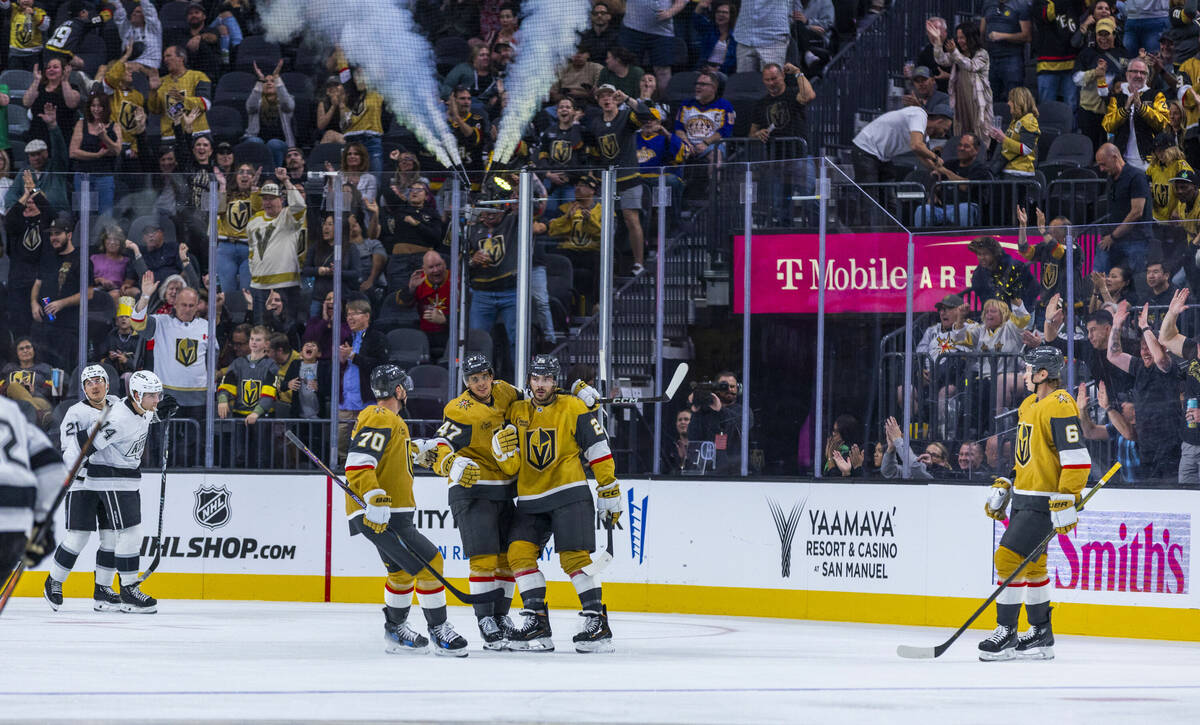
[{"xmin": 732, "ymin": 233, "xmax": 1024, "ymax": 314}]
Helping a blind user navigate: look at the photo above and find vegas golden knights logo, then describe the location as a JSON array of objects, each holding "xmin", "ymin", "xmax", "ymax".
[
  {"xmin": 176, "ymin": 338, "xmax": 199, "ymax": 366},
  {"xmin": 525, "ymin": 428, "xmax": 557, "ymax": 471},
  {"xmin": 1041, "ymin": 262, "xmax": 1058, "ymax": 289},
  {"xmin": 118, "ymin": 101, "xmax": 138, "ymax": 131},
  {"xmin": 16, "ymin": 16, "xmax": 34, "ymax": 46},
  {"xmin": 598, "ymin": 133, "xmax": 619, "ymax": 159},
  {"xmin": 766, "ymin": 102, "xmax": 790, "ymax": 130},
  {"xmin": 480, "ymin": 234, "xmax": 506, "ymax": 264},
  {"xmin": 228, "ymin": 199, "xmax": 251, "ymax": 233},
  {"xmin": 550, "ymin": 139, "xmax": 571, "ymax": 163},
  {"xmin": 1016, "ymin": 422, "xmax": 1033, "ymax": 466},
  {"xmin": 241, "ymin": 379, "xmax": 261, "ymax": 405}
]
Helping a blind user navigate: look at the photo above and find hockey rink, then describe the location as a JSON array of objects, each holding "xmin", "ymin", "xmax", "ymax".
[{"xmin": 1, "ymin": 599, "xmax": 1198, "ymax": 723}]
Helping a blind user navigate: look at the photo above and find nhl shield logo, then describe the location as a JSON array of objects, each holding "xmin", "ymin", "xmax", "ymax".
[{"xmin": 194, "ymin": 486, "xmax": 232, "ymax": 530}]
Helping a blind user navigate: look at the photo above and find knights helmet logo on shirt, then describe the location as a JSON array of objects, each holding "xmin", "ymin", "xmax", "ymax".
[
  {"xmin": 525, "ymin": 428, "xmax": 557, "ymax": 471},
  {"xmin": 176, "ymin": 338, "xmax": 199, "ymax": 366}
]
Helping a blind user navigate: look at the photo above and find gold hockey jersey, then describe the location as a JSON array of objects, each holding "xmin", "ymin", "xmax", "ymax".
[
  {"xmin": 218, "ymin": 191, "xmax": 263, "ymax": 242},
  {"xmin": 434, "ymin": 380, "xmax": 521, "ymax": 499},
  {"xmin": 344, "ymin": 406, "xmax": 416, "ymax": 519},
  {"xmin": 1013, "ymin": 390, "xmax": 1091, "ymax": 507},
  {"xmin": 498, "ymin": 394, "xmax": 615, "ymax": 513}
]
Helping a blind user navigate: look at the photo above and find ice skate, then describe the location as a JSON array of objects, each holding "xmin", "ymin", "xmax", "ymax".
[
  {"xmin": 93, "ymin": 583, "xmax": 122, "ymax": 612},
  {"xmin": 428, "ymin": 621, "xmax": 469, "ymax": 657},
  {"xmin": 507, "ymin": 607, "xmax": 554, "ymax": 652},
  {"xmin": 573, "ymin": 606, "xmax": 615, "ymax": 653},
  {"xmin": 1016, "ymin": 611, "xmax": 1055, "ymax": 660},
  {"xmin": 383, "ymin": 608, "xmax": 429, "ymax": 654},
  {"xmin": 120, "ymin": 583, "xmax": 158, "ymax": 614},
  {"xmin": 477, "ymin": 615, "xmax": 507, "ymax": 651},
  {"xmin": 43, "ymin": 577, "xmax": 62, "ymax": 611},
  {"xmin": 978, "ymin": 624, "xmax": 1017, "ymax": 661}
]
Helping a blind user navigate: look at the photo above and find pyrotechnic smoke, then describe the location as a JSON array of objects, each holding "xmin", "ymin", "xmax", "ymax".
[
  {"xmin": 260, "ymin": 0, "xmax": 461, "ymax": 168},
  {"xmin": 491, "ymin": 0, "xmax": 591, "ymax": 164}
]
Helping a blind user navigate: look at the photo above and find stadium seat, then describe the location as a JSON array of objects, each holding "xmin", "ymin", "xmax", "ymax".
[
  {"xmin": 307, "ymin": 142, "xmax": 345, "ymax": 172},
  {"xmin": 435, "ymin": 36, "xmax": 470, "ymax": 75},
  {"xmin": 724, "ymin": 72, "xmax": 766, "ymax": 101},
  {"xmin": 162, "ymin": 2, "xmax": 192, "ymax": 31},
  {"xmin": 8, "ymin": 106, "xmax": 31, "ymax": 141},
  {"xmin": 669, "ymin": 36, "xmax": 690, "ymax": 70},
  {"xmin": 215, "ymin": 71, "xmax": 258, "ymax": 104},
  {"xmin": 409, "ymin": 364, "xmax": 449, "ymax": 392},
  {"xmin": 0, "ymin": 69, "xmax": 34, "ymax": 96},
  {"xmin": 404, "ymin": 393, "xmax": 445, "ymax": 421},
  {"xmin": 666, "ymin": 71, "xmax": 700, "ymax": 103},
  {"xmin": 1039, "ymin": 100, "xmax": 1073, "ymax": 134},
  {"xmin": 280, "ymin": 72, "xmax": 314, "ymax": 100},
  {"xmin": 387, "ymin": 328, "xmax": 430, "ymax": 367},
  {"xmin": 204, "ymin": 104, "xmax": 245, "ymax": 143},
  {"xmin": 1044, "ymin": 133, "xmax": 1095, "ymax": 167},
  {"xmin": 113, "ymin": 190, "xmax": 160, "ymax": 227},
  {"xmin": 542, "ymin": 253, "xmax": 575, "ymax": 309},
  {"xmin": 233, "ymin": 139, "xmax": 273, "ymax": 171},
  {"xmin": 234, "ymin": 37, "xmax": 283, "ymax": 75},
  {"xmin": 465, "ymin": 328, "xmax": 493, "ymax": 358},
  {"xmin": 129, "ymin": 70, "xmax": 150, "ymax": 99},
  {"xmin": 939, "ymin": 135, "xmax": 960, "ymax": 163},
  {"xmin": 89, "ymin": 214, "xmax": 119, "ymax": 246}
]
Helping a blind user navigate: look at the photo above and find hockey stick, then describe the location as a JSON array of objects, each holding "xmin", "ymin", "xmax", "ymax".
[
  {"xmin": 598, "ymin": 363, "xmax": 689, "ymax": 405},
  {"xmin": 0, "ymin": 405, "xmax": 113, "ymax": 616},
  {"xmin": 134, "ymin": 410, "xmax": 173, "ymax": 584},
  {"xmin": 895, "ymin": 462, "xmax": 1121, "ymax": 660},
  {"xmin": 581, "ymin": 516, "xmax": 615, "ymax": 577},
  {"xmin": 284, "ymin": 430, "xmax": 502, "ymax": 604}
]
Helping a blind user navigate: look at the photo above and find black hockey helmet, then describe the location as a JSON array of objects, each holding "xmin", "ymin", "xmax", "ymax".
[
  {"xmin": 529, "ymin": 353, "xmax": 561, "ymax": 382},
  {"xmin": 1023, "ymin": 345, "xmax": 1065, "ymax": 379},
  {"xmin": 461, "ymin": 353, "xmax": 493, "ymax": 384},
  {"xmin": 370, "ymin": 364, "xmax": 413, "ymax": 399}
]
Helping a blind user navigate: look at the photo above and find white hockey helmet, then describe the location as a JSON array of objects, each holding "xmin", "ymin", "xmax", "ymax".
[
  {"xmin": 128, "ymin": 370, "xmax": 163, "ymax": 404},
  {"xmin": 81, "ymin": 364, "xmax": 109, "ymax": 386}
]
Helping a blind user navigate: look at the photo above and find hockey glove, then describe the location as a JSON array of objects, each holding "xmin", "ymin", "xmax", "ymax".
[
  {"xmin": 408, "ymin": 438, "xmax": 439, "ymax": 468},
  {"xmin": 572, "ymin": 379, "xmax": 601, "ymax": 408},
  {"xmin": 984, "ymin": 477, "xmax": 1012, "ymax": 521},
  {"xmin": 1048, "ymin": 493, "xmax": 1080, "ymax": 535},
  {"xmin": 23, "ymin": 522, "xmax": 54, "ymax": 567},
  {"xmin": 157, "ymin": 394, "xmax": 179, "ymax": 420},
  {"xmin": 362, "ymin": 489, "xmax": 392, "ymax": 534},
  {"xmin": 491, "ymin": 424, "xmax": 519, "ymax": 462},
  {"xmin": 596, "ymin": 481, "xmax": 623, "ymax": 525},
  {"xmin": 447, "ymin": 454, "xmax": 481, "ymax": 488}
]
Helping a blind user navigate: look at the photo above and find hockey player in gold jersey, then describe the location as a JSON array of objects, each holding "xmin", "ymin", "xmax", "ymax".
[
  {"xmin": 430, "ymin": 353, "xmax": 522, "ymax": 649},
  {"xmin": 344, "ymin": 364, "xmax": 479, "ymax": 656},
  {"xmin": 981, "ymin": 346, "xmax": 1091, "ymax": 661},
  {"xmin": 492, "ymin": 354, "xmax": 622, "ymax": 653}
]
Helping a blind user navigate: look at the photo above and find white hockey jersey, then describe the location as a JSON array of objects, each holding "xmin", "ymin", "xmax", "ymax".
[
  {"xmin": 129, "ymin": 312, "xmax": 217, "ymax": 407},
  {"xmin": 60, "ymin": 395, "xmax": 121, "ymax": 490},
  {"xmin": 0, "ymin": 397, "xmax": 65, "ymax": 533},
  {"xmin": 86, "ymin": 398, "xmax": 154, "ymax": 492}
]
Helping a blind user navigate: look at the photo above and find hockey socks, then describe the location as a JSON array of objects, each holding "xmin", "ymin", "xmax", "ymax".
[
  {"xmin": 95, "ymin": 530, "xmax": 117, "ymax": 587},
  {"xmin": 495, "ymin": 573, "xmax": 515, "ymax": 617},
  {"xmin": 569, "ymin": 570, "xmax": 603, "ymax": 612},
  {"xmin": 48, "ymin": 530, "xmax": 91, "ymax": 583},
  {"xmin": 468, "ymin": 573, "xmax": 497, "ymax": 618},
  {"xmin": 416, "ymin": 584, "xmax": 448, "ymax": 627}
]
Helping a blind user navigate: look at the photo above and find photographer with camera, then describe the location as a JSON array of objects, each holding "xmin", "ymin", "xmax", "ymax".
[{"xmin": 686, "ymin": 370, "xmax": 753, "ymax": 475}]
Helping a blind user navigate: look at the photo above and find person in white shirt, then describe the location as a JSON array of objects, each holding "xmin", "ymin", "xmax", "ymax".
[{"xmin": 852, "ymin": 103, "xmax": 953, "ymax": 221}]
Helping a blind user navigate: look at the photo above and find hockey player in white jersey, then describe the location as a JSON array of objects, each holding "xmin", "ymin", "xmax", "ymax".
[
  {"xmin": 43, "ymin": 365, "xmax": 124, "ymax": 611},
  {"xmin": 73, "ymin": 370, "xmax": 174, "ymax": 613},
  {"xmin": 0, "ymin": 397, "xmax": 65, "ymax": 580}
]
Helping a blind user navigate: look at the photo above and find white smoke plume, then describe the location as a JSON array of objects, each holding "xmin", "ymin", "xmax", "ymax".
[
  {"xmin": 259, "ymin": 0, "xmax": 461, "ymax": 169},
  {"xmin": 491, "ymin": 0, "xmax": 591, "ymax": 164}
]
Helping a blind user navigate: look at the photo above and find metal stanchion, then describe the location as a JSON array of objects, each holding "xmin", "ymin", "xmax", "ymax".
[
  {"xmin": 652, "ymin": 172, "xmax": 668, "ymax": 475},
  {"xmin": 205, "ymin": 179, "xmax": 219, "ymax": 468},
  {"xmin": 514, "ymin": 169, "xmax": 534, "ymax": 383},
  {"xmin": 330, "ymin": 175, "xmax": 345, "ymax": 466},
  {"xmin": 447, "ymin": 176, "xmax": 462, "ymax": 399},
  {"xmin": 598, "ymin": 168, "xmax": 616, "ymax": 398}
]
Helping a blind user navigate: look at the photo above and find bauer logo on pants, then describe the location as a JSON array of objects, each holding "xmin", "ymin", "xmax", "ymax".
[{"xmin": 194, "ymin": 485, "xmax": 232, "ymax": 530}]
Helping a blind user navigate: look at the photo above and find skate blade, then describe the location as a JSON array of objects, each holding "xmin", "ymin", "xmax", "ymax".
[
  {"xmin": 978, "ymin": 648, "xmax": 1017, "ymax": 662},
  {"xmin": 574, "ymin": 639, "xmax": 616, "ymax": 654},
  {"xmin": 119, "ymin": 604, "xmax": 157, "ymax": 614},
  {"xmin": 1016, "ymin": 645, "xmax": 1055, "ymax": 660},
  {"xmin": 432, "ymin": 645, "xmax": 469, "ymax": 658},
  {"xmin": 481, "ymin": 640, "xmax": 508, "ymax": 651},
  {"xmin": 384, "ymin": 642, "xmax": 430, "ymax": 655},
  {"xmin": 509, "ymin": 637, "xmax": 555, "ymax": 652},
  {"xmin": 43, "ymin": 597, "xmax": 61, "ymax": 612},
  {"xmin": 93, "ymin": 601, "xmax": 122, "ymax": 612}
]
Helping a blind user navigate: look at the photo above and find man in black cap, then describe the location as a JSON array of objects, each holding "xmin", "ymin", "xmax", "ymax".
[
  {"xmin": 902, "ymin": 66, "xmax": 950, "ymax": 109},
  {"xmin": 852, "ymin": 102, "xmax": 954, "ymax": 221},
  {"xmin": 30, "ymin": 212, "xmax": 88, "ymax": 367}
]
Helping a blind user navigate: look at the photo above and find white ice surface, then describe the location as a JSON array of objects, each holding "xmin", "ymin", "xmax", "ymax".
[{"xmin": 1, "ymin": 599, "xmax": 1198, "ymax": 723}]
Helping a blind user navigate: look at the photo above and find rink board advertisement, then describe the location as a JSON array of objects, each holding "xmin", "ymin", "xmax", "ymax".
[
  {"xmin": 17, "ymin": 475, "xmax": 1200, "ymax": 640},
  {"xmin": 732, "ymin": 233, "xmax": 1023, "ymax": 314}
]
